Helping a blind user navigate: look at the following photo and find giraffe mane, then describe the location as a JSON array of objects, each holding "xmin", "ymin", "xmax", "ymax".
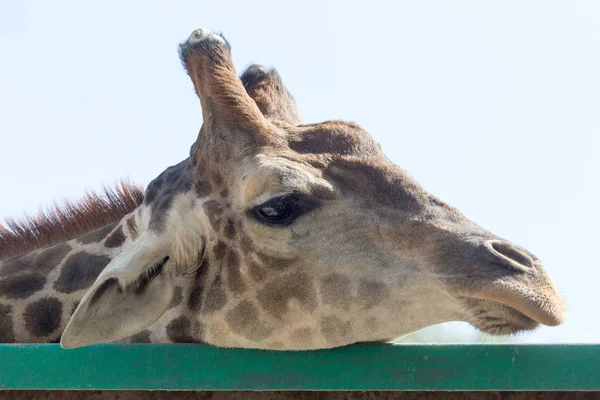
[{"xmin": 0, "ymin": 180, "xmax": 145, "ymax": 260}]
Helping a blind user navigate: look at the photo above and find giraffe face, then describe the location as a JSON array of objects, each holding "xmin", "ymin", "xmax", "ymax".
[
  {"xmin": 61, "ymin": 29, "xmax": 566, "ymax": 349},
  {"xmin": 188, "ymin": 117, "xmax": 565, "ymax": 348}
]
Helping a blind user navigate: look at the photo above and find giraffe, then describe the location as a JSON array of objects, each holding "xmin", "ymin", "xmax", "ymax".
[{"xmin": 0, "ymin": 29, "xmax": 566, "ymax": 349}]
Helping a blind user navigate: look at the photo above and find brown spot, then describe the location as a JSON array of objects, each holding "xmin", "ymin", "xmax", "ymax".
[
  {"xmin": 320, "ymin": 274, "xmax": 352, "ymax": 310},
  {"xmin": 226, "ymin": 250, "xmax": 245, "ymax": 293},
  {"xmin": 126, "ymin": 216, "xmax": 138, "ymax": 239},
  {"xmin": 193, "ymin": 321, "xmax": 205, "ymax": 340},
  {"xmin": 0, "ymin": 253, "xmax": 35, "ymax": 277},
  {"xmin": 187, "ymin": 282, "xmax": 203, "ymax": 312},
  {"xmin": 201, "ymin": 278, "xmax": 228, "ymax": 314},
  {"xmin": 225, "ymin": 300, "xmax": 273, "ymax": 342},
  {"xmin": 213, "ymin": 241, "xmax": 229, "ymax": 260},
  {"xmin": 104, "ymin": 225, "xmax": 126, "ymax": 248},
  {"xmin": 78, "ymin": 222, "xmax": 118, "ymax": 244},
  {"xmin": 220, "ymin": 188, "xmax": 229, "ymax": 198},
  {"xmin": 212, "ymin": 171, "xmax": 224, "ymax": 187},
  {"xmin": 166, "ymin": 316, "xmax": 195, "ymax": 343},
  {"xmin": 240, "ymin": 235, "xmax": 254, "ymax": 254},
  {"xmin": 23, "ymin": 297, "xmax": 62, "ymax": 338},
  {"xmin": 1, "ymin": 244, "xmax": 71, "ymax": 277},
  {"xmin": 256, "ymin": 251, "xmax": 293, "ymax": 270},
  {"xmin": 290, "ymin": 327, "xmax": 315, "ymax": 346},
  {"xmin": 168, "ymin": 286, "xmax": 183, "ymax": 309},
  {"xmin": 148, "ymin": 195, "xmax": 175, "ymax": 232},
  {"xmin": 130, "ymin": 330, "xmax": 152, "ymax": 343},
  {"xmin": 0, "ymin": 272, "xmax": 46, "ymax": 299},
  {"xmin": 0, "ymin": 303, "xmax": 15, "ymax": 342},
  {"xmin": 144, "ymin": 175, "xmax": 163, "ymax": 204},
  {"xmin": 247, "ymin": 259, "xmax": 266, "ymax": 282},
  {"xmin": 54, "ymin": 252, "xmax": 111, "ymax": 293},
  {"xmin": 257, "ymin": 272, "xmax": 317, "ymax": 320},
  {"xmin": 357, "ymin": 279, "xmax": 388, "ymax": 309},
  {"xmin": 223, "ymin": 218, "xmax": 237, "ymax": 239},
  {"xmin": 203, "ymin": 200, "xmax": 223, "ymax": 231},
  {"xmin": 321, "ymin": 315, "xmax": 352, "ymax": 343},
  {"xmin": 195, "ymin": 180, "xmax": 212, "ymax": 197},
  {"xmin": 32, "ymin": 243, "xmax": 72, "ymax": 273}
]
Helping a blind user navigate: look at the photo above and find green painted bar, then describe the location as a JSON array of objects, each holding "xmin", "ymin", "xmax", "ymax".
[{"xmin": 0, "ymin": 344, "xmax": 598, "ymax": 391}]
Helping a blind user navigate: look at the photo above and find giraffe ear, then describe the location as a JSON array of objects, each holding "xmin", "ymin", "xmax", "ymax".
[{"xmin": 60, "ymin": 234, "xmax": 174, "ymax": 348}]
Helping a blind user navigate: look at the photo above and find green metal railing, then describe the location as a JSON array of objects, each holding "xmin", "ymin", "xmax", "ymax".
[{"xmin": 0, "ymin": 344, "xmax": 598, "ymax": 391}]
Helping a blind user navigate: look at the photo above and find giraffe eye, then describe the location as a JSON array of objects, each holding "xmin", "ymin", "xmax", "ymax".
[{"xmin": 254, "ymin": 195, "xmax": 302, "ymax": 225}]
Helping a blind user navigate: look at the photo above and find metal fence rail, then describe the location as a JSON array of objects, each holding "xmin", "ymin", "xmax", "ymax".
[{"xmin": 0, "ymin": 344, "xmax": 598, "ymax": 391}]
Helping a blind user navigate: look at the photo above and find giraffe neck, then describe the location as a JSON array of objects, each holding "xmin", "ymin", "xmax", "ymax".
[{"xmin": 0, "ymin": 213, "xmax": 140, "ymax": 343}]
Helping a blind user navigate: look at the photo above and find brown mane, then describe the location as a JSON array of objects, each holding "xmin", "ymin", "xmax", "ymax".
[{"xmin": 0, "ymin": 181, "xmax": 145, "ymax": 260}]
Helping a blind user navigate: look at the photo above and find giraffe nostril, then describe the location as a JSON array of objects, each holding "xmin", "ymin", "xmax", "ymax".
[{"xmin": 484, "ymin": 240, "xmax": 535, "ymax": 272}]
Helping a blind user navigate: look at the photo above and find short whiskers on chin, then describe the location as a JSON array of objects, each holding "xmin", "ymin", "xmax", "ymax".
[{"xmin": 462, "ymin": 298, "xmax": 539, "ymax": 336}]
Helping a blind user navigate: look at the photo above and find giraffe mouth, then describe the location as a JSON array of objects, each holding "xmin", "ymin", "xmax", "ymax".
[
  {"xmin": 460, "ymin": 297, "xmax": 540, "ymax": 335},
  {"xmin": 459, "ymin": 280, "xmax": 566, "ymax": 335}
]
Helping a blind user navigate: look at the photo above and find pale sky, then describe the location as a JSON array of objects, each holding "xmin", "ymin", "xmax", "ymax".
[{"xmin": 0, "ymin": 1, "xmax": 598, "ymax": 343}]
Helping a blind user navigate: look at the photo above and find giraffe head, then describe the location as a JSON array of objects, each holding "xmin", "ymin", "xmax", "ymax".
[{"xmin": 61, "ymin": 29, "xmax": 566, "ymax": 349}]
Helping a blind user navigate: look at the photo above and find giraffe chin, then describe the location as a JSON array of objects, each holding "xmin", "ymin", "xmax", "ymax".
[{"xmin": 460, "ymin": 297, "xmax": 541, "ymax": 336}]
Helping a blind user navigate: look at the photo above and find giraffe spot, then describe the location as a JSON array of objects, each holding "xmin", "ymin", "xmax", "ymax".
[
  {"xmin": 320, "ymin": 274, "xmax": 352, "ymax": 310},
  {"xmin": 0, "ymin": 303, "xmax": 15, "ymax": 342},
  {"xmin": 187, "ymin": 282, "xmax": 203, "ymax": 312},
  {"xmin": 213, "ymin": 241, "xmax": 229, "ymax": 260},
  {"xmin": 130, "ymin": 330, "xmax": 152, "ymax": 343},
  {"xmin": 226, "ymin": 250, "xmax": 245, "ymax": 293},
  {"xmin": 126, "ymin": 216, "xmax": 138, "ymax": 239},
  {"xmin": 320, "ymin": 315, "xmax": 352, "ymax": 343},
  {"xmin": 256, "ymin": 252, "xmax": 293, "ymax": 270},
  {"xmin": 168, "ymin": 286, "xmax": 183, "ymax": 309},
  {"xmin": 0, "ymin": 253, "xmax": 34, "ymax": 277},
  {"xmin": 104, "ymin": 225, "xmax": 126, "ymax": 248},
  {"xmin": 201, "ymin": 278, "xmax": 228, "ymax": 314},
  {"xmin": 0, "ymin": 272, "xmax": 46, "ymax": 299},
  {"xmin": 225, "ymin": 300, "xmax": 273, "ymax": 342},
  {"xmin": 290, "ymin": 327, "xmax": 316, "ymax": 346},
  {"xmin": 240, "ymin": 235, "xmax": 255, "ymax": 255},
  {"xmin": 78, "ymin": 223, "xmax": 118, "ymax": 244},
  {"xmin": 148, "ymin": 195, "xmax": 175, "ymax": 231},
  {"xmin": 23, "ymin": 297, "xmax": 62, "ymax": 338},
  {"xmin": 212, "ymin": 171, "xmax": 224, "ymax": 187},
  {"xmin": 257, "ymin": 272, "xmax": 317, "ymax": 320},
  {"xmin": 144, "ymin": 175, "xmax": 163, "ymax": 204},
  {"xmin": 357, "ymin": 279, "xmax": 388, "ymax": 309},
  {"xmin": 193, "ymin": 321, "xmax": 205, "ymax": 340},
  {"xmin": 203, "ymin": 200, "xmax": 223, "ymax": 231},
  {"xmin": 0, "ymin": 244, "xmax": 71, "ymax": 277},
  {"xmin": 166, "ymin": 316, "xmax": 195, "ymax": 343},
  {"xmin": 54, "ymin": 252, "xmax": 111, "ymax": 293},
  {"xmin": 247, "ymin": 259, "xmax": 266, "ymax": 282},
  {"xmin": 223, "ymin": 218, "xmax": 237, "ymax": 239},
  {"xmin": 195, "ymin": 180, "xmax": 212, "ymax": 197},
  {"xmin": 31, "ymin": 243, "xmax": 72, "ymax": 274},
  {"xmin": 220, "ymin": 188, "xmax": 229, "ymax": 198}
]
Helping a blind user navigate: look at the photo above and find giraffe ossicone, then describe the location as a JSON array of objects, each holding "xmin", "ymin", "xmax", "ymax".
[{"xmin": 0, "ymin": 28, "xmax": 566, "ymax": 349}]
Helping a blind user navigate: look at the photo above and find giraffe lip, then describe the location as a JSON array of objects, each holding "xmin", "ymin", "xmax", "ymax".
[{"xmin": 469, "ymin": 287, "xmax": 566, "ymax": 327}]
